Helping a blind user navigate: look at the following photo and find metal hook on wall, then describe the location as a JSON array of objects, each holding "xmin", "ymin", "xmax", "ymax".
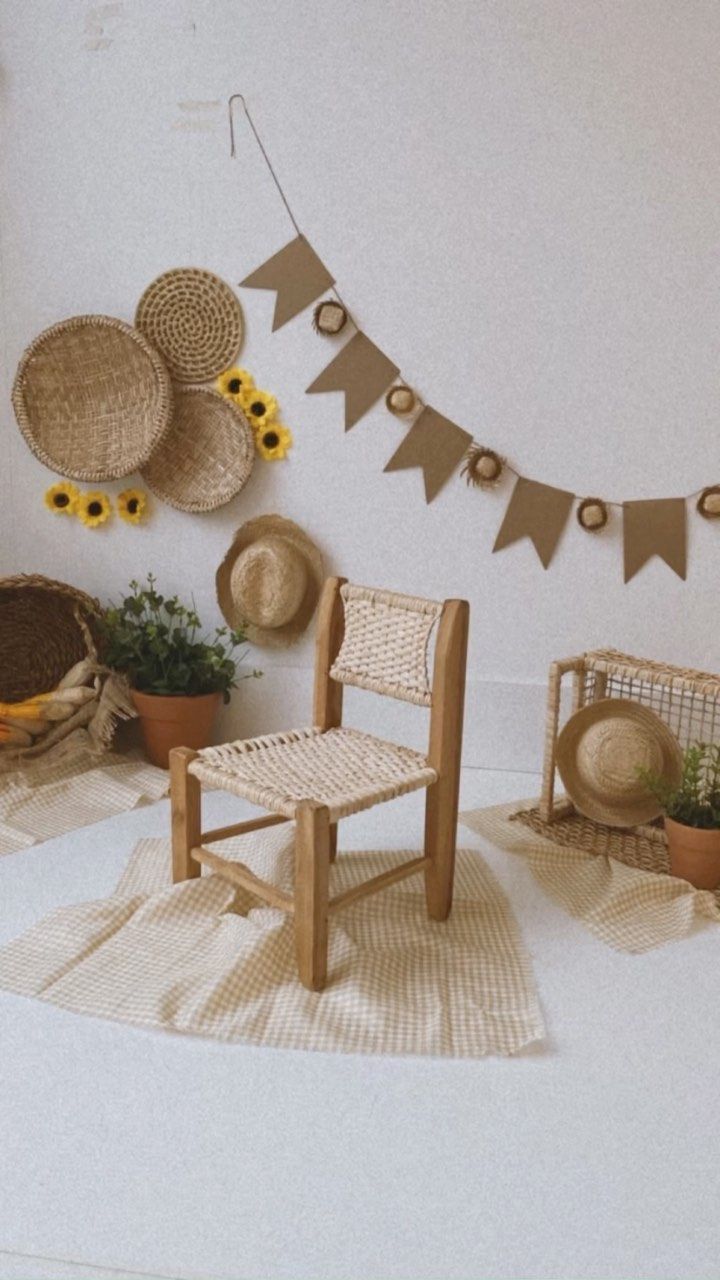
[{"xmin": 227, "ymin": 92, "xmax": 302, "ymax": 236}]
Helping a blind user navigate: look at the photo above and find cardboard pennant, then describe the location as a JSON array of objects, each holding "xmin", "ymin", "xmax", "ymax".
[
  {"xmin": 306, "ymin": 332, "xmax": 399, "ymax": 430},
  {"xmin": 384, "ymin": 406, "xmax": 473, "ymax": 504},
  {"xmin": 493, "ymin": 477, "xmax": 574, "ymax": 569},
  {"xmin": 623, "ymin": 498, "xmax": 687, "ymax": 583},
  {"xmin": 240, "ymin": 235, "xmax": 334, "ymax": 330}
]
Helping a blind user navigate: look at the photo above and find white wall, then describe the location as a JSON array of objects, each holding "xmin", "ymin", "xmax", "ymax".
[{"xmin": 1, "ymin": 0, "xmax": 718, "ymax": 770}]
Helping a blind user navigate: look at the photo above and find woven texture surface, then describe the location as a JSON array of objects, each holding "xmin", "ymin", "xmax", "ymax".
[
  {"xmin": 191, "ymin": 726, "xmax": 437, "ymax": 822},
  {"xmin": 135, "ymin": 269, "xmax": 243, "ymax": 382},
  {"xmin": 0, "ymin": 574, "xmax": 101, "ymax": 703},
  {"xmin": 0, "ymin": 824, "xmax": 544, "ymax": 1057},
  {"xmin": 12, "ymin": 315, "xmax": 172, "ymax": 481},
  {"xmin": 330, "ymin": 584, "xmax": 442, "ymax": 706},
  {"xmin": 461, "ymin": 801, "xmax": 720, "ymax": 953},
  {"xmin": 0, "ymin": 741, "xmax": 168, "ymax": 856},
  {"xmin": 140, "ymin": 387, "xmax": 255, "ymax": 512}
]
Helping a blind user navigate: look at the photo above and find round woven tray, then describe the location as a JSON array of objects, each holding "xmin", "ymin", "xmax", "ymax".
[
  {"xmin": 135, "ymin": 268, "xmax": 244, "ymax": 383},
  {"xmin": 0, "ymin": 574, "xmax": 102, "ymax": 703},
  {"xmin": 140, "ymin": 386, "xmax": 255, "ymax": 513},
  {"xmin": 12, "ymin": 315, "xmax": 173, "ymax": 482}
]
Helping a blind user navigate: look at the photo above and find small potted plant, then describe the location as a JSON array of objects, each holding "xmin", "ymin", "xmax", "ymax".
[
  {"xmin": 639, "ymin": 742, "xmax": 720, "ymax": 889},
  {"xmin": 100, "ymin": 575, "xmax": 260, "ymax": 768}
]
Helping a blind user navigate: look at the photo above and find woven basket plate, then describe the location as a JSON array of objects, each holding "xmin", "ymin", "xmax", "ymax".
[
  {"xmin": 12, "ymin": 315, "xmax": 173, "ymax": 482},
  {"xmin": 135, "ymin": 268, "xmax": 243, "ymax": 383},
  {"xmin": 140, "ymin": 387, "xmax": 255, "ymax": 513}
]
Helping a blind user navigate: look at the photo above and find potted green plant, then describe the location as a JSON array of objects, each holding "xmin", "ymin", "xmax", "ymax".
[
  {"xmin": 639, "ymin": 742, "xmax": 720, "ymax": 889},
  {"xmin": 100, "ymin": 575, "xmax": 260, "ymax": 768}
]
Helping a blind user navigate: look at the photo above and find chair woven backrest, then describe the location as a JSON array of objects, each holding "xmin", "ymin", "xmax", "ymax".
[{"xmin": 329, "ymin": 583, "xmax": 443, "ymax": 706}]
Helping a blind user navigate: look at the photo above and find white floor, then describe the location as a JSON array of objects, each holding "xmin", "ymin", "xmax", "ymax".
[{"xmin": 1, "ymin": 767, "xmax": 719, "ymax": 1280}]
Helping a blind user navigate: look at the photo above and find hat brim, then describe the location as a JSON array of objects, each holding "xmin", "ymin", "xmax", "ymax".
[
  {"xmin": 216, "ymin": 515, "xmax": 325, "ymax": 649},
  {"xmin": 556, "ymin": 698, "xmax": 683, "ymax": 828}
]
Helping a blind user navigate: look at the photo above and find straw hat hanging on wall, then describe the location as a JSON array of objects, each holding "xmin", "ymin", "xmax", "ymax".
[
  {"xmin": 556, "ymin": 698, "xmax": 683, "ymax": 828},
  {"xmin": 216, "ymin": 516, "xmax": 325, "ymax": 648}
]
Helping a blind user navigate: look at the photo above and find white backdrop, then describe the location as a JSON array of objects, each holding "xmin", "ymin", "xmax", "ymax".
[{"xmin": 1, "ymin": 0, "xmax": 718, "ymax": 768}]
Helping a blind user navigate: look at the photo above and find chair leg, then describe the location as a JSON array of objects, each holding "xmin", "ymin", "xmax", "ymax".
[
  {"xmin": 329, "ymin": 822, "xmax": 338, "ymax": 863},
  {"xmin": 170, "ymin": 747, "xmax": 202, "ymax": 884},
  {"xmin": 294, "ymin": 802, "xmax": 331, "ymax": 991},
  {"xmin": 423, "ymin": 775, "xmax": 458, "ymax": 921}
]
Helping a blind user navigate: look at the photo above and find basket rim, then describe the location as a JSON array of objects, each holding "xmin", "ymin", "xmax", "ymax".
[
  {"xmin": 0, "ymin": 572, "xmax": 102, "ymax": 617},
  {"xmin": 11, "ymin": 314, "xmax": 173, "ymax": 482}
]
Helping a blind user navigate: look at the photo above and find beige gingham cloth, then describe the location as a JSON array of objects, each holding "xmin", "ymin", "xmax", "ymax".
[
  {"xmin": 461, "ymin": 801, "xmax": 720, "ymax": 953},
  {"xmin": 0, "ymin": 824, "xmax": 544, "ymax": 1058},
  {"xmin": 0, "ymin": 732, "xmax": 168, "ymax": 855}
]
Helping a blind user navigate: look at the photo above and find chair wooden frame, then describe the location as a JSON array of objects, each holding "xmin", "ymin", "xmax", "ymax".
[{"xmin": 170, "ymin": 577, "xmax": 469, "ymax": 991}]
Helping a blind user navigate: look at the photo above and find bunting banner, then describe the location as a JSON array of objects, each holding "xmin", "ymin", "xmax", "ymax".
[
  {"xmin": 492, "ymin": 478, "xmax": 575, "ymax": 569},
  {"xmin": 240, "ymin": 235, "xmax": 334, "ymax": 331},
  {"xmin": 384, "ymin": 407, "xmax": 473, "ymax": 504},
  {"xmin": 306, "ymin": 332, "xmax": 399, "ymax": 430},
  {"xmin": 623, "ymin": 499, "xmax": 687, "ymax": 583},
  {"xmin": 230, "ymin": 94, "xmax": 716, "ymax": 581}
]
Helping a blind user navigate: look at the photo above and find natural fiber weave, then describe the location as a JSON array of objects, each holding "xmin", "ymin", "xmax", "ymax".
[
  {"xmin": 135, "ymin": 268, "xmax": 243, "ymax": 383},
  {"xmin": 140, "ymin": 386, "xmax": 255, "ymax": 513},
  {"xmin": 461, "ymin": 801, "xmax": 720, "ymax": 952},
  {"xmin": 0, "ymin": 575, "xmax": 101, "ymax": 703},
  {"xmin": 190, "ymin": 726, "xmax": 437, "ymax": 822},
  {"xmin": 12, "ymin": 315, "xmax": 173, "ymax": 481},
  {"xmin": 330, "ymin": 584, "xmax": 442, "ymax": 706},
  {"xmin": 0, "ymin": 826, "xmax": 544, "ymax": 1057}
]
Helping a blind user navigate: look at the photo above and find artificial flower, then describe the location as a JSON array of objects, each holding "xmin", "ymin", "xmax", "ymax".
[
  {"xmin": 77, "ymin": 490, "xmax": 111, "ymax": 528},
  {"xmin": 242, "ymin": 387, "xmax": 278, "ymax": 430},
  {"xmin": 117, "ymin": 488, "xmax": 148, "ymax": 525},
  {"xmin": 44, "ymin": 481, "xmax": 79, "ymax": 515},
  {"xmin": 217, "ymin": 366, "xmax": 255, "ymax": 401},
  {"xmin": 256, "ymin": 424, "xmax": 292, "ymax": 461}
]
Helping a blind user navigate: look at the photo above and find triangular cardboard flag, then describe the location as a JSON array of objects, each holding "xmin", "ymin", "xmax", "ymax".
[
  {"xmin": 384, "ymin": 406, "xmax": 473, "ymax": 503},
  {"xmin": 623, "ymin": 499, "xmax": 687, "ymax": 583},
  {"xmin": 306, "ymin": 332, "xmax": 399, "ymax": 430},
  {"xmin": 493, "ymin": 477, "xmax": 574, "ymax": 568},
  {"xmin": 240, "ymin": 236, "xmax": 334, "ymax": 330}
]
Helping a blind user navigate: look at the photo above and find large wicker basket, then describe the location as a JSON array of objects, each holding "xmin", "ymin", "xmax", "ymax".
[{"xmin": 0, "ymin": 575, "xmax": 103, "ymax": 703}]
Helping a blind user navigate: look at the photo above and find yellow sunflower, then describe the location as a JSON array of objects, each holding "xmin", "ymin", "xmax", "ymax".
[
  {"xmin": 256, "ymin": 424, "xmax": 292, "ymax": 461},
  {"xmin": 44, "ymin": 481, "xmax": 79, "ymax": 515},
  {"xmin": 117, "ymin": 488, "xmax": 148, "ymax": 525},
  {"xmin": 77, "ymin": 491, "xmax": 111, "ymax": 528},
  {"xmin": 242, "ymin": 388, "xmax": 278, "ymax": 430},
  {"xmin": 217, "ymin": 366, "xmax": 255, "ymax": 402}
]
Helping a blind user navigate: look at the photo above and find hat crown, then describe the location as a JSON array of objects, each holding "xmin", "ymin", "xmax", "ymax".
[
  {"xmin": 230, "ymin": 535, "xmax": 308, "ymax": 629},
  {"xmin": 577, "ymin": 718, "xmax": 663, "ymax": 800}
]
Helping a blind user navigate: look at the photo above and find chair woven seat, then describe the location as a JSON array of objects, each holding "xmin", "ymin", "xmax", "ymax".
[{"xmin": 189, "ymin": 726, "xmax": 437, "ymax": 823}]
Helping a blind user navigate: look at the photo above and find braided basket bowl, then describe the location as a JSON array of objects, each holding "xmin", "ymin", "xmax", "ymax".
[
  {"xmin": 0, "ymin": 575, "xmax": 103, "ymax": 703},
  {"xmin": 135, "ymin": 268, "xmax": 244, "ymax": 383},
  {"xmin": 141, "ymin": 386, "xmax": 255, "ymax": 512},
  {"xmin": 12, "ymin": 315, "xmax": 173, "ymax": 482}
]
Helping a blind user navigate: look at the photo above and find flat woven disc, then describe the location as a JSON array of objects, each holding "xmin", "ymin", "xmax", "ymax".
[
  {"xmin": 140, "ymin": 386, "xmax": 255, "ymax": 513},
  {"xmin": 11, "ymin": 315, "xmax": 173, "ymax": 482},
  {"xmin": 135, "ymin": 268, "xmax": 243, "ymax": 383}
]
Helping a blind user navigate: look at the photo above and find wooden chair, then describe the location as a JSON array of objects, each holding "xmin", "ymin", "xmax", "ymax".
[{"xmin": 170, "ymin": 578, "xmax": 469, "ymax": 991}]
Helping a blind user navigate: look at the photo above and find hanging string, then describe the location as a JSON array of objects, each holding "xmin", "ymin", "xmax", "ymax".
[{"xmin": 228, "ymin": 92, "xmax": 708, "ymax": 511}]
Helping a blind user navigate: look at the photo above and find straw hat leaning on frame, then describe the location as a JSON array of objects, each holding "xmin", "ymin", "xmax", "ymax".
[{"xmin": 216, "ymin": 515, "xmax": 325, "ymax": 649}]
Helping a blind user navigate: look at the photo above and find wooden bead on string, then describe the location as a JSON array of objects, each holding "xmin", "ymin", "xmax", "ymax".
[
  {"xmin": 577, "ymin": 497, "xmax": 609, "ymax": 532},
  {"xmin": 313, "ymin": 299, "xmax": 348, "ymax": 335}
]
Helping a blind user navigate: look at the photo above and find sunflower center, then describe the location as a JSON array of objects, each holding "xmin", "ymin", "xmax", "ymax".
[
  {"xmin": 88, "ymin": 501, "xmax": 102, "ymax": 517},
  {"xmin": 228, "ymin": 378, "xmax": 242, "ymax": 394},
  {"xmin": 250, "ymin": 401, "xmax": 266, "ymax": 418},
  {"xmin": 127, "ymin": 498, "xmax": 139, "ymax": 514},
  {"xmin": 54, "ymin": 493, "xmax": 70, "ymax": 508},
  {"xmin": 263, "ymin": 431, "xmax": 279, "ymax": 449}
]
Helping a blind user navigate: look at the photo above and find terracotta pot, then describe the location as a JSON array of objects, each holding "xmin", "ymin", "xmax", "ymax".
[
  {"xmin": 664, "ymin": 816, "xmax": 720, "ymax": 890},
  {"xmin": 131, "ymin": 689, "xmax": 222, "ymax": 769}
]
